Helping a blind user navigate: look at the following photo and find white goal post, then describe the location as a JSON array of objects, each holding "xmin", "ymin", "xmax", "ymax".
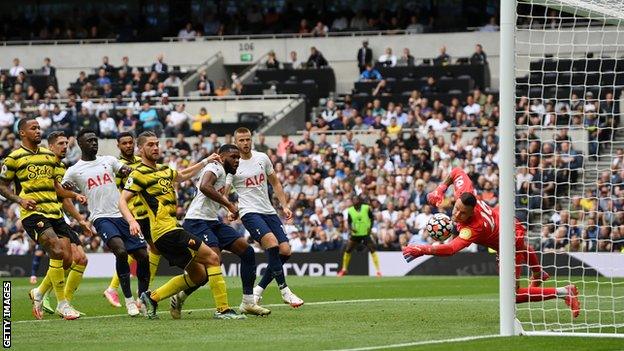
[{"xmin": 501, "ymin": 0, "xmax": 624, "ymax": 338}]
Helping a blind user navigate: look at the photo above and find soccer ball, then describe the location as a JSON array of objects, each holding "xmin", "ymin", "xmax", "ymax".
[{"xmin": 426, "ymin": 213, "xmax": 454, "ymax": 242}]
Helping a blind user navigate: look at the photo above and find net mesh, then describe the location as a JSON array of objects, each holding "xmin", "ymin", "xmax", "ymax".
[{"xmin": 514, "ymin": 0, "xmax": 624, "ymax": 335}]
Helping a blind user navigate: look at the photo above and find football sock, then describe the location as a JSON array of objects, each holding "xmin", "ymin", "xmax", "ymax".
[
  {"xmin": 136, "ymin": 255, "xmax": 150, "ymax": 296},
  {"xmin": 109, "ymin": 255, "xmax": 135, "ymax": 290},
  {"xmin": 31, "ymin": 255, "xmax": 42, "ymax": 276},
  {"xmin": 148, "ymin": 252, "xmax": 160, "ymax": 287},
  {"xmin": 116, "ymin": 256, "xmax": 132, "ymax": 299},
  {"xmin": 258, "ymin": 253, "xmax": 289, "ymax": 289},
  {"xmin": 239, "ymin": 246, "xmax": 256, "ymax": 295},
  {"xmin": 370, "ymin": 252, "xmax": 381, "ymax": 273},
  {"xmin": 151, "ymin": 274, "xmax": 195, "ymax": 302},
  {"xmin": 266, "ymin": 247, "xmax": 287, "ymax": 290},
  {"xmin": 64, "ymin": 263, "xmax": 86, "ymax": 302},
  {"xmin": 48, "ymin": 259, "xmax": 66, "ymax": 302},
  {"xmin": 342, "ymin": 252, "xmax": 352, "ymax": 272},
  {"xmin": 37, "ymin": 272, "xmax": 52, "ymax": 295},
  {"xmin": 207, "ymin": 265, "xmax": 230, "ymax": 312},
  {"xmin": 515, "ymin": 287, "xmax": 558, "ymax": 303}
]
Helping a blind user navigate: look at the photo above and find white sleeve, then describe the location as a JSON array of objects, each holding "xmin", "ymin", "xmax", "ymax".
[
  {"xmin": 62, "ymin": 166, "xmax": 75, "ymax": 185},
  {"xmin": 205, "ymin": 162, "xmax": 225, "ymax": 179},
  {"xmin": 108, "ymin": 156, "xmax": 124, "ymax": 173},
  {"xmin": 264, "ymin": 154, "xmax": 275, "ymax": 176}
]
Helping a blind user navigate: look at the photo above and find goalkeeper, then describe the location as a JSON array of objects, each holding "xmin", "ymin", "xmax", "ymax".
[
  {"xmin": 338, "ymin": 196, "xmax": 381, "ymax": 277},
  {"xmin": 403, "ymin": 168, "xmax": 580, "ymax": 318}
]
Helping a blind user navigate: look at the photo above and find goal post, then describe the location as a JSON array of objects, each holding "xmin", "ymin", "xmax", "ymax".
[{"xmin": 502, "ymin": 0, "xmax": 624, "ymax": 338}]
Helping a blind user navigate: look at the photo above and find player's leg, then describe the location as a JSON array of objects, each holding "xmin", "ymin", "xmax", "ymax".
[
  {"xmin": 257, "ymin": 215, "xmax": 303, "ymax": 307},
  {"xmin": 129, "ymin": 247, "xmax": 150, "ymax": 305},
  {"xmin": 105, "ymin": 255, "xmax": 134, "ymax": 308},
  {"xmin": 106, "ymin": 236, "xmax": 140, "ymax": 316},
  {"xmin": 24, "ymin": 215, "xmax": 78, "ymax": 320},
  {"xmin": 225, "ymin": 233, "xmax": 270, "ymax": 316},
  {"xmin": 65, "ymin": 229, "xmax": 88, "ymax": 305},
  {"xmin": 515, "ymin": 222, "xmax": 549, "ymax": 286},
  {"xmin": 365, "ymin": 236, "xmax": 382, "ymax": 277},
  {"xmin": 30, "ymin": 246, "xmax": 45, "ymax": 284},
  {"xmin": 338, "ymin": 238, "xmax": 358, "ymax": 276},
  {"xmin": 138, "ymin": 218, "xmax": 161, "ymax": 288}
]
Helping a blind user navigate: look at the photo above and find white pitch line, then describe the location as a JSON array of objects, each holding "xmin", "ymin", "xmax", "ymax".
[
  {"xmin": 323, "ymin": 334, "xmax": 501, "ymax": 351},
  {"xmin": 13, "ymin": 297, "xmax": 498, "ymax": 324}
]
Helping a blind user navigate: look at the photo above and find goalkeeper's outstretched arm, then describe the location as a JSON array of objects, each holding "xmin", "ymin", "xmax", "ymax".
[
  {"xmin": 403, "ymin": 236, "xmax": 472, "ymax": 261},
  {"xmin": 427, "ymin": 168, "xmax": 474, "ymax": 207}
]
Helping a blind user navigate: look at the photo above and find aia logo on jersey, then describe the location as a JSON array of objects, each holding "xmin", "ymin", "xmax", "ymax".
[
  {"xmin": 245, "ymin": 173, "xmax": 265, "ymax": 187},
  {"xmin": 87, "ymin": 173, "xmax": 113, "ymax": 189}
]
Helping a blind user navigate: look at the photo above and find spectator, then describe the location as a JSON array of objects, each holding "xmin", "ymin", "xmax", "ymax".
[
  {"xmin": 398, "ymin": 48, "xmax": 415, "ymax": 67},
  {"xmin": 98, "ymin": 111, "xmax": 118, "ymax": 138},
  {"xmin": 470, "ymin": 44, "xmax": 488, "ymax": 65},
  {"xmin": 421, "ymin": 76, "xmax": 438, "ymax": 93},
  {"xmin": 265, "ymin": 51, "xmax": 280, "ymax": 69},
  {"xmin": 41, "ymin": 57, "xmax": 56, "ymax": 77},
  {"xmin": 480, "ymin": 16, "xmax": 500, "ymax": 32},
  {"xmin": 178, "ymin": 22, "xmax": 196, "ymax": 41},
  {"xmin": 359, "ymin": 64, "xmax": 382, "ymax": 81},
  {"xmin": 76, "ymin": 107, "xmax": 99, "ymax": 131},
  {"xmin": 35, "ymin": 109, "xmax": 53, "ymax": 137},
  {"xmin": 0, "ymin": 104, "xmax": 15, "ymax": 140},
  {"xmin": 9, "ymin": 58, "xmax": 26, "ymax": 77},
  {"xmin": 463, "ymin": 95, "xmax": 481, "ymax": 116},
  {"xmin": 96, "ymin": 68, "xmax": 111, "ymax": 87},
  {"xmin": 138, "ymin": 102, "xmax": 162, "ymax": 136},
  {"xmin": 6, "ymin": 231, "xmax": 29, "ymax": 255},
  {"xmin": 50, "ymin": 104, "xmax": 73, "ymax": 136},
  {"xmin": 386, "ymin": 117, "xmax": 402, "ymax": 137},
  {"xmin": 277, "ymin": 134, "xmax": 295, "ymax": 160},
  {"xmin": 214, "ymin": 80, "xmax": 230, "ymax": 96},
  {"xmin": 405, "ymin": 15, "xmax": 425, "ymax": 34},
  {"xmin": 118, "ymin": 108, "xmax": 137, "ymax": 133},
  {"xmin": 378, "ymin": 47, "xmax": 397, "ymax": 67},
  {"xmin": 254, "ymin": 133, "xmax": 269, "ymax": 153},
  {"xmin": 287, "ymin": 51, "xmax": 302, "ymax": 69},
  {"xmin": 174, "ymin": 133, "xmax": 191, "ymax": 153},
  {"xmin": 190, "ymin": 107, "xmax": 211, "ymax": 136},
  {"xmin": 151, "ymin": 54, "xmax": 169, "ymax": 74},
  {"xmin": 434, "ymin": 46, "xmax": 451, "ymax": 66},
  {"xmin": 164, "ymin": 73, "xmax": 182, "ymax": 88},
  {"xmin": 119, "ymin": 56, "xmax": 132, "ymax": 73},
  {"xmin": 99, "ymin": 56, "xmax": 115, "ymax": 74},
  {"xmin": 165, "ymin": 103, "xmax": 190, "ymax": 137},
  {"xmin": 357, "ymin": 40, "xmax": 373, "ymax": 73},
  {"xmin": 331, "ymin": 11, "xmax": 349, "ymax": 31},
  {"xmin": 298, "ymin": 18, "xmax": 310, "ymax": 34},
  {"xmin": 306, "ymin": 47, "xmax": 328, "ymax": 68},
  {"xmin": 310, "ymin": 21, "xmax": 328, "ymax": 36}
]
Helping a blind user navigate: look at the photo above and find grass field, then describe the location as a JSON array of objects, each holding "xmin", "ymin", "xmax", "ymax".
[{"xmin": 8, "ymin": 276, "xmax": 624, "ymax": 350}]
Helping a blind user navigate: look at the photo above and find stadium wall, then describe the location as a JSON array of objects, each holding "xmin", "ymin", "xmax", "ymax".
[{"xmin": 7, "ymin": 252, "xmax": 623, "ymax": 278}]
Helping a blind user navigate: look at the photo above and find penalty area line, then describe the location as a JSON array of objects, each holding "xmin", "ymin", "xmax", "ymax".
[
  {"xmin": 13, "ymin": 297, "xmax": 497, "ymax": 324},
  {"xmin": 323, "ymin": 334, "xmax": 501, "ymax": 351}
]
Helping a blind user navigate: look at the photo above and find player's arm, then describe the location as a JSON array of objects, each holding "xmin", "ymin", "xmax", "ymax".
[
  {"xmin": 267, "ymin": 172, "xmax": 292, "ymax": 220},
  {"xmin": 402, "ymin": 236, "xmax": 472, "ymax": 262},
  {"xmin": 61, "ymin": 198, "xmax": 93, "ymax": 237},
  {"xmin": 175, "ymin": 154, "xmax": 221, "ymax": 182},
  {"xmin": 427, "ymin": 167, "xmax": 472, "ymax": 207},
  {"xmin": 0, "ymin": 158, "xmax": 37, "ymax": 210},
  {"xmin": 199, "ymin": 170, "xmax": 238, "ymax": 217},
  {"xmin": 119, "ymin": 190, "xmax": 141, "ymax": 236},
  {"xmin": 368, "ymin": 207, "xmax": 374, "ymax": 235}
]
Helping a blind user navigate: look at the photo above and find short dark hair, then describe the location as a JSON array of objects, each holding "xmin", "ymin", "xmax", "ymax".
[
  {"xmin": 76, "ymin": 128, "xmax": 97, "ymax": 141},
  {"xmin": 116, "ymin": 132, "xmax": 134, "ymax": 142},
  {"xmin": 460, "ymin": 192, "xmax": 477, "ymax": 207},
  {"xmin": 137, "ymin": 131, "xmax": 157, "ymax": 147},
  {"xmin": 47, "ymin": 131, "xmax": 66, "ymax": 145},
  {"xmin": 218, "ymin": 144, "xmax": 239, "ymax": 154},
  {"xmin": 17, "ymin": 117, "xmax": 35, "ymax": 131}
]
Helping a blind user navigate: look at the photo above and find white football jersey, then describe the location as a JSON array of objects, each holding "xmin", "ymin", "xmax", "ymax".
[
  {"xmin": 63, "ymin": 156, "xmax": 123, "ymax": 221},
  {"xmin": 226, "ymin": 150, "xmax": 276, "ymax": 217},
  {"xmin": 185, "ymin": 162, "xmax": 227, "ymax": 221}
]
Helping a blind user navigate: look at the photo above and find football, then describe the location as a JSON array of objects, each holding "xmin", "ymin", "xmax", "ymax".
[{"xmin": 426, "ymin": 213, "xmax": 454, "ymax": 242}]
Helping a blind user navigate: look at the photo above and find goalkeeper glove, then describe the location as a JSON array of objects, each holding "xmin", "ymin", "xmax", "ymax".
[
  {"xmin": 402, "ymin": 245, "xmax": 434, "ymax": 262},
  {"xmin": 427, "ymin": 183, "xmax": 448, "ymax": 207}
]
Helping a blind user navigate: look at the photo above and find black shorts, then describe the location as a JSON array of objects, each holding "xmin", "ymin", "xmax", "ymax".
[
  {"xmin": 22, "ymin": 214, "xmax": 81, "ymax": 245},
  {"xmin": 154, "ymin": 229, "xmax": 202, "ymax": 269},
  {"xmin": 137, "ymin": 218, "xmax": 152, "ymax": 243},
  {"xmin": 350, "ymin": 235, "xmax": 374, "ymax": 246}
]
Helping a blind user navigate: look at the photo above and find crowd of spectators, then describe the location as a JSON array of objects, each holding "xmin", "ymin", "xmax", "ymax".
[{"xmin": 0, "ymin": 2, "xmax": 500, "ymax": 43}]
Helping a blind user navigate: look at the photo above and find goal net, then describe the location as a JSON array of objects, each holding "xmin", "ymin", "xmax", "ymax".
[{"xmin": 511, "ymin": 0, "xmax": 624, "ymax": 337}]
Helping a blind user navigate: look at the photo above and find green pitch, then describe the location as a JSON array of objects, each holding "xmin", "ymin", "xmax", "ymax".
[{"xmin": 8, "ymin": 276, "xmax": 624, "ymax": 350}]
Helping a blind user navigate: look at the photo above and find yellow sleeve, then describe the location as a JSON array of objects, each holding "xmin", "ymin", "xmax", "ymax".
[
  {"xmin": 0, "ymin": 156, "xmax": 16, "ymax": 182},
  {"xmin": 124, "ymin": 170, "xmax": 144, "ymax": 193}
]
